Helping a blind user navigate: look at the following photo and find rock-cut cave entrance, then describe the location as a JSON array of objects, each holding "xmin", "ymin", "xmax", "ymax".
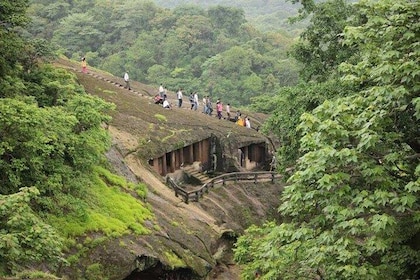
[
  {"xmin": 124, "ymin": 262, "xmax": 197, "ymax": 280},
  {"xmin": 148, "ymin": 135, "xmax": 269, "ymax": 176}
]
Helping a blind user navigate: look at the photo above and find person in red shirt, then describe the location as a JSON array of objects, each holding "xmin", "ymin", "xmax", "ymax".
[{"xmin": 216, "ymin": 100, "xmax": 223, "ymax": 119}]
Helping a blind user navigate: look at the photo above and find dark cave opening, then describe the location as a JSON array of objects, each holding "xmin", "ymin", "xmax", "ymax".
[{"xmin": 124, "ymin": 262, "xmax": 197, "ymax": 280}]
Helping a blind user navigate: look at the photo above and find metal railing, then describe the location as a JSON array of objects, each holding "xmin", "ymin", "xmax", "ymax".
[{"xmin": 167, "ymin": 171, "xmax": 282, "ymax": 204}]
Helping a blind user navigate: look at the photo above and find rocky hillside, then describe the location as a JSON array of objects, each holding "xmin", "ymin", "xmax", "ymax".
[{"xmin": 54, "ymin": 58, "xmax": 285, "ymax": 280}]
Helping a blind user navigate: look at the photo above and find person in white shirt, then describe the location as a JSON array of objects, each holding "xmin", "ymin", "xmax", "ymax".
[
  {"xmin": 193, "ymin": 92, "xmax": 199, "ymax": 111},
  {"xmin": 162, "ymin": 99, "xmax": 171, "ymax": 109},
  {"xmin": 245, "ymin": 116, "xmax": 251, "ymax": 128},
  {"xmin": 176, "ymin": 88, "xmax": 183, "ymax": 108},
  {"xmin": 159, "ymin": 84, "xmax": 164, "ymax": 97},
  {"xmin": 124, "ymin": 72, "xmax": 130, "ymax": 90},
  {"xmin": 226, "ymin": 103, "xmax": 231, "ymax": 120},
  {"xmin": 202, "ymin": 96, "xmax": 207, "ymax": 113}
]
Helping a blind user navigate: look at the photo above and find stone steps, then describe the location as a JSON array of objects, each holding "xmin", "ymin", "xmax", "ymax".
[{"xmin": 182, "ymin": 165, "xmax": 212, "ymax": 185}]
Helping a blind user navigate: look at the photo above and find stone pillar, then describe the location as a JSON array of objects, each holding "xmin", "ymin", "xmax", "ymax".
[
  {"xmin": 179, "ymin": 148, "xmax": 184, "ymax": 167},
  {"xmin": 162, "ymin": 155, "xmax": 167, "ymax": 175},
  {"xmin": 244, "ymin": 146, "xmax": 249, "ymax": 169},
  {"xmin": 170, "ymin": 152, "xmax": 176, "ymax": 173},
  {"xmin": 152, "ymin": 158, "xmax": 159, "ymax": 174},
  {"xmin": 189, "ymin": 145, "xmax": 194, "ymax": 163},
  {"xmin": 198, "ymin": 141, "xmax": 203, "ymax": 162}
]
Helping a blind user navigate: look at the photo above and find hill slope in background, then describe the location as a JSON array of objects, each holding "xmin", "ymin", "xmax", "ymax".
[
  {"xmin": 153, "ymin": 0, "xmax": 305, "ymax": 33},
  {"xmin": 27, "ymin": 0, "xmax": 301, "ymax": 107}
]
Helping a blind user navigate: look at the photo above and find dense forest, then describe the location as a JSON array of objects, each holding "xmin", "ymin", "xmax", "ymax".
[
  {"xmin": 1, "ymin": 0, "xmax": 419, "ymax": 279},
  {"xmin": 152, "ymin": 0, "xmax": 306, "ymax": 33},
  {"xmin": 26, "ymin": 0, "xmax": 300, "ymax": 106}
]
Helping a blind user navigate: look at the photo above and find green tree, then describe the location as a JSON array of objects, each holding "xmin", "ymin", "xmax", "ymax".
[
  {"xmin": 0, "ymin": 187, "xmax": 63, "ymax": 274},
  {"xmin": 235, "ymin": 0, "xmax": 420, "ymax": 279},
  {"xmin": 0, "ymin": 94, "xmax": 113, "ymax": 197},
  {"xmin": 0, "ymin": 0, "xmax": 30, "ymax": 27},
  {"xmin": 52, "ymin": 12, "xmax": 104, "ymax": 57},
  {"xmin": 125, "ymin": 32, "xmax": 160, "ymax": 82},
  {"xmin": 207, "ymin": 6, "xmax": 246, "ymax": 36},
  {"xmin": 100, "ymin": 52, "xmax": 126, "ymax": 77},
  {"xmin": 174, "ymin": 15, "xmax": 214, "ymax": 58},
  {"xmin": 0, "ymin": 64, "xmax": 114, "ymax": 206},
  {"xmin": 0, "ymin": 1, "xmax": 118, "ymax": 277},
  {"xmin": 291, "ymin": 0, "xmax": 359, "ymax": 82},
  {"xmin": 241, "ymin": 73, "xmax": 263, "ymax": 104},
  {"xmin": 0, "ymin": 0, "xmax": 30, "ymax": 77},
  {"xmin": 146, "ymin": 64, "xmax": 170, "ymax": 85},
  {"xmin": 251, "ymin": 80, "xmax": 353, "ymax": 173}
]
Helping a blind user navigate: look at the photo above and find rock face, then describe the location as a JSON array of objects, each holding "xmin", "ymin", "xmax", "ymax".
[
  {"xmin": 58, "ymin": 143, "xmax": 284, "ymax": 280},
  {"xmin": 103, "ymin": 143, "xmax": 284, "ymax": 280},
  {"xmin": 55, "ymin": 60, "xmax": 283, "ymax": 279}
]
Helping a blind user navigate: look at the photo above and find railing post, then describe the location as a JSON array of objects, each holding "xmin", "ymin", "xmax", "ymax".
[{"xmin": 254, "ymin": 173, "xmax": 258, "ymax": 184}]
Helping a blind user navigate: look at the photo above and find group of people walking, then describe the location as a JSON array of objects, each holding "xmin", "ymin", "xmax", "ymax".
[
  {"xmin": 79, "ymin": 60, "xmax": 254, "ymax": 129},
  {"xmin": 156, "ymin": 84, "xmax": 252, "ymax": 129}
]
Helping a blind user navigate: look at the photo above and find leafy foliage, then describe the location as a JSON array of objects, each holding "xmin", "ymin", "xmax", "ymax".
[
  {"xmin": 251, "ymin": 79, "xmax": 354, "ymax": 172},
  {"xmin": 0, "ymin": 70, "xmax": 114, "ymax": 199},
  {"xmin": 291, "ymin": 0, "xmax": 360, "ymax": 82},
  {"xmin": 0, "ymin": 0, "xmax": 30, "ymax": 78},
  {"xmin": 235, "ymin": 0, "xmax": 420, "ymax": 279},
  {"xmin": 0, "ymin": 187, "xmax": 64, "ymax": 274}
]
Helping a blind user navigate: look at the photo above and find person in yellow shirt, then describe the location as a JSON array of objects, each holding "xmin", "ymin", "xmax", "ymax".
[{"xmin": 236, "ymin": 116, "xmax": 245, "ymax": 126}]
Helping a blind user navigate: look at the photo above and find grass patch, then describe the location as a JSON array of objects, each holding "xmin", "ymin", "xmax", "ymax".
[
  {"xmin": 85, "ymin": 263, "xmax": 106, "ymax": 280},
  {"xmin": 16, "ymin": 270, "xmax": 60, "ymax": 279},
  {"xmin": 164, "ymin": 251, "xmax": 186, "ymax": 269},
  {"xmin": 170, "ymin": 221, "xmax": 179, "ymax": 227},
  {"xmin": 154, "ymin": 113, "xmax": 167, "ymax": 122},
  {"xmin": 161, "ymin": 129, "xmax": 190, "ymax": 143},
  {"xmin": 161, "ymin": 130, "xmax": 176, "ymax": 142},
  {"xmin": 97, "ymin": 166, "xmax": 147, "ymax": 199},
  {"xmin": 102, "ymin": 89, "xmax": 116, "ymax": 95},
  {"xmin": 83, "ymin": 236, "xmax": 108, "ymax": 248},
  {"xmin": 48, "ymin": 166, "xmax": 153, "ymax": 237}
]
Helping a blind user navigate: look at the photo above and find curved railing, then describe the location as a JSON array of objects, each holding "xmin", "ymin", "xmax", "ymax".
[{"xmin": 167, "ymin": 171, "xmax": 282, "ymax": 204}]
